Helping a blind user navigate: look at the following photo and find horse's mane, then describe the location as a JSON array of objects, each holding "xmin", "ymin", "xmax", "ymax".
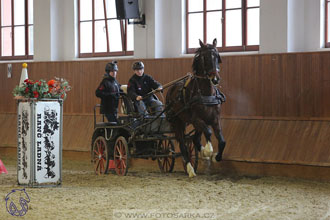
[{"xmin": 192, "ymin": 48, "xmax": 203, "ymax": 74}]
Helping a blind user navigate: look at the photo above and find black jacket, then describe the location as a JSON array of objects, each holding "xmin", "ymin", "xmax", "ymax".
[
  {"xmin": 127, "ymin": 74, "xmax": 161, "ymax": 100},
  {"xmin": 95, "ymin": 74, "xmax": 122, "ymax": 114}
]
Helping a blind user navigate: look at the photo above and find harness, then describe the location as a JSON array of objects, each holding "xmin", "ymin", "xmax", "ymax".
[
  {"xmin": 182, "ymin": 75, "xmax": 225, "ymax": 106},
  {"xmin": 191, "ymin": 89, "xmax": 225, "ymax": 106},
  {"xmin": 167, "ymin": 43, "xmax": 225, "ymax": 120},
  {"xmin": 182, "ymin": 75, "xmax": 192, "ymax": 102}
]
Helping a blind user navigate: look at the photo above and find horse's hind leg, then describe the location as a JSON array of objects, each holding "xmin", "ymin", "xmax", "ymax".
[
  {"xmin": 193, "ymin": 131, "xmax": 202, "ymax": 152},
  {"xmin": 212, "ymin": 122, "xmax": 226, "ymax": 162}
]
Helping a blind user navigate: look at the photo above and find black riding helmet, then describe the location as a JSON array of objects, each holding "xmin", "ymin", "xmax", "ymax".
[
  {"xmin": 132, "ymin": 61, "xmax": 144, "ymax": 70},
  {"xmin": 105, "ymin": 61, "xmax": 118, "ymax": 73}
]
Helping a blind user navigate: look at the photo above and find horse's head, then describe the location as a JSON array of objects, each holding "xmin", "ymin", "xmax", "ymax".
[{"xmin": 193, "ymin": 38, "xmax": 222, "ymax": 85}]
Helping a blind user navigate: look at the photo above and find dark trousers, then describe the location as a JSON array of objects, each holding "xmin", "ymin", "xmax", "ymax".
[
  {"xmin": 135, "ymin": 98, "xmax": 163, "ymax": 116},
  {"xmin": 105, "ymin": 113, "xmax": 118, "ymax": 123}
]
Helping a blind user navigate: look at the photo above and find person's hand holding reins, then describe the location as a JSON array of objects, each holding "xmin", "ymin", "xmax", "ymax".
[{"xmin": 136, "ymin": 96, "xmax": 143, "ymax": 101}]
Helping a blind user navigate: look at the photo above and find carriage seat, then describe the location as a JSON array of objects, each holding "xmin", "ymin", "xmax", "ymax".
[
  {"xmin": 95, "ymin": 121, "xmax": 117, "ymax": 128},
  {"xmin": 119, "ymin": 84, "xmax": 138, "ymax": 115},
  {"xmin": 120, "ymin": 85, "xmax": 127, "ymax": 94}
]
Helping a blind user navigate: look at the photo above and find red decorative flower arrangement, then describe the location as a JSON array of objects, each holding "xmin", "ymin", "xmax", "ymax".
[{"xmin": 13, "ymin": 77, "xmax": 71, "ymax": 100}]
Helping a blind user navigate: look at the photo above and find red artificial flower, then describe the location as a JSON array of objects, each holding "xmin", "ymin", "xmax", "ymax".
[
  {"xmin": 25, "ymin": 87, "xmax": 29, "ymax": 93},
  {"xmin": 48, "ymin": 79, "xmax": 55, "ymax": 87},
  {"xmin": 33, "ymin": 91, "xmax": 39, "ymax": 98},
  {"xmin": 24, "ymin": 79, "xmax": 33, "ymax": 85}
]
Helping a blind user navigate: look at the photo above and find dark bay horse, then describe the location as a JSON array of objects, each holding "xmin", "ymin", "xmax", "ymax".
[{"xmin": 166, "ymin": 39, "xmax": 226, "ymax": 177}]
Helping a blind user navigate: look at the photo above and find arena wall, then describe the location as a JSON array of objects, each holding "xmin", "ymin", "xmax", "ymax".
[{"xmin": 1, "ymin": 51, "xmax": 330, "ymax": 178}]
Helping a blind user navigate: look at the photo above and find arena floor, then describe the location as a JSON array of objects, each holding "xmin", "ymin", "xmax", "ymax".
[{"xmin": 1, "ymin": 148, "xmax": 330, "ymax": 220}]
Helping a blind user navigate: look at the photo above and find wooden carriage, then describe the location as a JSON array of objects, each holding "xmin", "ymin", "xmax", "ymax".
[{"xmin": 91, "ymin": 92, "xmax": 198, "ymax": 176}]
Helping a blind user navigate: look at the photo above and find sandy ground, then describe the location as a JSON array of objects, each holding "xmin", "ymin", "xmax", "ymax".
[{"xmin": 1, "ymin": 148, "xmax": 330, "ymax": 220}]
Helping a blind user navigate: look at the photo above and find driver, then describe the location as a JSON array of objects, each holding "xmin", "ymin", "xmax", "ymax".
[{"xmin": 127, "ymin": 61, "xmax": 163, "ymax": 116}]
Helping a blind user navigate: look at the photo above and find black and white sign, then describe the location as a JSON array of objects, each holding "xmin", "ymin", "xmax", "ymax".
[
  {"xmin": 35, "ymin": 102, "xmax": 61, "ymax": 184},
  {"xmin": 17, "ymin": 103, "xmax": 31, "ymax": 184},
  {"xmin": 17, "ymin": 100, "xmax": 62, "ymax": 186}
]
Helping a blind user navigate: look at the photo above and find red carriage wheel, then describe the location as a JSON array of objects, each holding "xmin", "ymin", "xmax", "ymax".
[
  {"xmin": 183, "ymin": 139, "xmax": 199, "ymax": 174},
  {"xmin": 114, "ymin": 136, "xmax": 129, "ymax": 176},
  {"xmin": 92, "ymin": 136, "xmax": 109, "ymax": 175},
  {"xmin": 157, "ymin": 139, "xmax": 175, "ymax": 173}
]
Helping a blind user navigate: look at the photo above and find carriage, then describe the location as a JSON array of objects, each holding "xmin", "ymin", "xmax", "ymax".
[
  {"xmin": 91, "ymin": 92, "xmax": 199, "ymax": 176},
  {"xmin": 91, "ymin": 39, "xmax": 225, "ymax": 177}
]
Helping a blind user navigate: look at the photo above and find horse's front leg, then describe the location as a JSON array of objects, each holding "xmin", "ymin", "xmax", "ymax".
[
  {"xmin": 174, "ymin": 121, "xmax": 196, "ymax": 178},
  {"xmin": 211, "ymin": 121, "xmax": 226, "ymax": 162},
  {"xmin": 192, "ymin": 119, "xmax": 213, "ymax": 158},
  {"xmin": 193, "ymin": 131, "xmax": 202, "ymax": 152}
]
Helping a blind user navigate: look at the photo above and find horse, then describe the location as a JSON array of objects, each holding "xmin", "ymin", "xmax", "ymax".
[{"xmin": 166, "ymin": 39, "xmax": 226, "ymax": 177}]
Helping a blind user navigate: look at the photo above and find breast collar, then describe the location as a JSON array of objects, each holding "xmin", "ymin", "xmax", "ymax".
[{"xmin": 182, "ymin": 75, "xmax": 222, "ymax": 106}]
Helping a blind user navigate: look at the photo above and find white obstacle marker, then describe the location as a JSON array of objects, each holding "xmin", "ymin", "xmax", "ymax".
[{"xmin": 17, "ymin": 99, "xmax": 63, "ymax": 187}]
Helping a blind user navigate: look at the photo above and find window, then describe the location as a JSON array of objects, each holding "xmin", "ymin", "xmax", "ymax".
[
  {"xmin": 78, "ymin": 0, "xmax": 133, "ymax": 58},
  {"xmin": 0, "ymin": 0, "xmax": 33, "ymax": 60},
  {"xmin": 326, "ymin": 0, "xmax": 330, "ymax": 48},
  {"xmin": 186, "ymin": 0, "xmax": 260, "ymax": 53}
]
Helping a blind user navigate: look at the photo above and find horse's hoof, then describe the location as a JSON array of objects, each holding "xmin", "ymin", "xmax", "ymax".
[
  {"xmin": 187, "ymin": 162, "xmax": 196, "ymax": 178},
  {"xmin": 211, "ymin": 153, "xmax": 218, "ymax": 163},
  {"xmin": 215, "ymin": 153, "xmax": 222, "ymax": 162}
]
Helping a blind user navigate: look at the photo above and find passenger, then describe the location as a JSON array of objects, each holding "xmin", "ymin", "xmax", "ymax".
[
  {"xmin": 127, "ymin": 61, "xmax": 163, "ymax": 116},
  {"xmin": 95, "ymin": 61, "xmax": 123, "ymax": 123}
]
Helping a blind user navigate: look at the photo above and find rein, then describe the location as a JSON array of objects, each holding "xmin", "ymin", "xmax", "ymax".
[{"xmin": 142, "ymin": 73, "xmax": 192, "ymax": 100}]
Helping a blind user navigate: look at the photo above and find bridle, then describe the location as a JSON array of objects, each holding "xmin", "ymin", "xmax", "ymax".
[{"xmin": 195, "ymin": 47, "xmax": 221, "ymax": 85}]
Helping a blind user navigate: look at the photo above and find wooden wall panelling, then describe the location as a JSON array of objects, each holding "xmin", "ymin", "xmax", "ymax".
[
  {"xmin": 309, "ymin": 53, "xmax": 323, "ymax": 117},
  {"xmin": 62, "ymin": 62, "xmax": 73, "ymax": 113},
  {"xmin": 219, "ymin": 56, "xmax": 228, "ymax": 115},
  {"xmin": 270, "ymin": 54, "xmax": 281, "ymax": 117},
  {"xmin": 283, "ymin": 54, "xmax": 299, "ymax": 117},
  {"xmin": 242, "ymin": 55, "xmax": 259, "ymax": 116},
  {"xmin": 320, "ymin": 52, "xmax": 330, "ymax": 117},
  {"xmin": 0, "ymin": 113, "xmax": 17, "ymax": 147},
  {"xmin": 62, "ymin": 115, "xmax": 94, "ymax": 151},
  {"xmin": 222, "ymin": 55, "xmax": 240, "ymax": 116},
  {"xmin": 314, "ymin": 121, "xmax": 330, "ymax": 162},
  {"xmin": 1, "ymin": 63, "xmax": 19, "ymax": 113},
  {"xmin": 1, "ymin": 113, "xmax": 330, "ymax": 167},
  {"xmin": 75, "ymin": 61, "xmax": 86, "ymax": 113},
  {"xmin": 0, "ymin": 64, "xmax": 7, "ymax": 112},
  {"xmin": 219, "ymin": 119, "xmax": 330, "ymax": 166},
  {"xmin": 1, "ymin": 51, "xmax": 330, "ymax": 118},
  {"xmin": 298, "ymin": 53, "xmax": 313, "ymax": 117},
  {"xmin": 258, "ymin": 55, "xmax": 272, "ymax": 117}
]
